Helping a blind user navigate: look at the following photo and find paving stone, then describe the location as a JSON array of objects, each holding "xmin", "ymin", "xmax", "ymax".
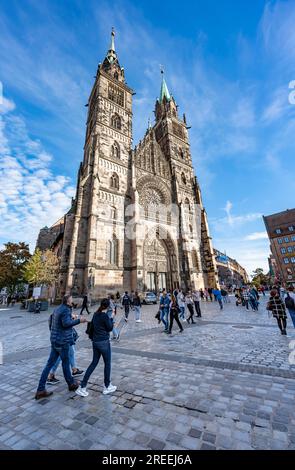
[
  {"xmin": 188, "ymin": 428, "xmax": 202, "ymax": 439},
  {"xmin": 148, "ymin": 438, "xmax": 166, "ymax": 450},
  {"xmin": 200, "ymin": 443, "xmax": 216, "ymax": 450}
]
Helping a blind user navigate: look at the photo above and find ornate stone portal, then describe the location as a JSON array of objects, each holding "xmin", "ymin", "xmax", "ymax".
[{"xmin": 36, "ymin": 30, "xmax": 219, "ymax": 299}]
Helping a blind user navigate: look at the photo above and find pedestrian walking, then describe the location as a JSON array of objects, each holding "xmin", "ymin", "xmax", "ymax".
[
  {"xmin": 47, "ymin": 313, "xmax": 84, "ymax": 384},
  {"xmin": 267, "ymin": 289, "xmax": 287, "ymax": 335},
  {"xmin": 34, "ymin": 295, "xmax": 87, "ymax": 400},
  {"xmin": 177, "ymin": 289, "xmax": 186, "ymax": 319},
  {"xmin": 159, "ymin": 291, "xmax": 170, "ymax": 331},
  {"xmin": 204, "ymin": 288, "xmax": 209, "ymax": 301},
  {"xmin": 133, "ymin": 291, "xmax": 142, "ymax": 323},
  {"xmin": 208, "ymin": 287, "xmax": 213, "ymax": 301},
  {"xmin": 122, "ymin": 291, "xmax": 132, "ymax": 321},
  {"xmin": 199, "ymin": 288, "xmax": 204, "ymax": 301},
  {"xmin": 76, "ymin": 299, "xmax": 117, "ymax": 397},
  {"xmin": 213, "ymin": 288, "xmax": 223, "ymax": 310},
  {"xmin": 80, "ymin": 294, "xmax": 91, "ymax": 315},
  {"xmin": 192, "ymin": 290, "xmax": 202, "ymax": 317},
  {"xmin": 167, "ymin": 295, "xmax": 183, "ymax": 334},
  {"xmin": 285, "ymin": 286, "xmax": 295, "ymax": 328},
  {"xmin": 185, "ymin": 292, "xmax": 195, "ymax": 323},
  {"xmin": 242, "ymin": 288, "xmax": 250, "ymax": 310},
  {"xmin": 108, "ymin": 294, "xmax": 120, "ymax": 340}
]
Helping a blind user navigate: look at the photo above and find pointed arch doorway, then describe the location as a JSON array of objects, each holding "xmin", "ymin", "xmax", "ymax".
[{"xmin": 143, "ymin": 232, "xmax": 178, "ymax": 293}]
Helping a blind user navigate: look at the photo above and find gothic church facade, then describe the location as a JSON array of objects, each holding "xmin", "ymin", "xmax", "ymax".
[{"xmin": 37, "ymin": 31, "xmax": 219, "ymax": 299}]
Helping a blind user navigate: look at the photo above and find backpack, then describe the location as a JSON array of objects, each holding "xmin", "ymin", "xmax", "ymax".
[
  {"xmin": 285, "ymin": 294, "xmax": 295, "ymax": 310},
  {"xmin": 122, "ymin": 294, "xmax": 130, "ymax": 306},
  {"xmin": 86, "ymin": 318, "xmax": 94, "ymax": 340}
]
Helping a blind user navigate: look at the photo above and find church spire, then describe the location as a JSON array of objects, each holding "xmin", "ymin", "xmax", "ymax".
[
  {"xmin": 110, "ymin": 27, "xmax": 115, "ymax": 52},
  {"xmin": 159, "ymin": 68, "xmax": 171, "ymax": 102},
  {"xmin": 105, "ymin": 28, "xmax": 117, "ymax": 64}
]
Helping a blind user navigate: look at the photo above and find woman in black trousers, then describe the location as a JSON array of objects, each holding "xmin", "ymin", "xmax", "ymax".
[{"xmin": 168, "ymin": 295, "xmax": 183, "ymax": 334}]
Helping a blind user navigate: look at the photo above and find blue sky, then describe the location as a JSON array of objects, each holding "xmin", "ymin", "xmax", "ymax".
[{"xmin": 0, "ymin": 0, "xmax": 295, "ymax": 274}]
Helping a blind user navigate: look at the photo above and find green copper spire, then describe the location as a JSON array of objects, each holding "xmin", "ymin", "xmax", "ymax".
[
  {"xmin": 110, "ymin": 27, "xmax": 115, "ymax": 51},
  {"xmin": 159, "ymin": 69, "xmax": 171, "ymax": 102}
]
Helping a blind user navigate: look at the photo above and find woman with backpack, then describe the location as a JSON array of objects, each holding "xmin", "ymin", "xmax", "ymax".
[
  {"xmin": 167, "ymin": 294, "xmax": 183, "ymax": 334},
  {"xmin": 76, "ymin": 298, "xmax": 117, "ymax": 397},
  {"xmin": 285, "ymin": 286, "xmax": 295, "ymax": 328},
  {"xmin": 267, "ymin": 289, "xmax": 287, "ymax": 335}
]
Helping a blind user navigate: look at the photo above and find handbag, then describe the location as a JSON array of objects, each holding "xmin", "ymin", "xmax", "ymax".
[
  {"xmin": 86, "ymin": 319, "xmax": 94, "ymax": 340},
  {"xmin": 155, "ymin": 310, "xmax": 161, "ymax": 320},
  {"xmin": 73, "ymin": 327, "xmax": 79, "ymax": 343}
]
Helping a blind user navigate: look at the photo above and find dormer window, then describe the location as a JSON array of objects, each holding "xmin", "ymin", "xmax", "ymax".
[{"xmin": 275, "ymin": 228, "xmax": 282, "ymax": 234}]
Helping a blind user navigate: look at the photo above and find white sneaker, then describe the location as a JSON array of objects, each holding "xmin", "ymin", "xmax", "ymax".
[
  {"xmin": 136, "ymin": 319, "xmax": 142, "ymax": 323},
  {"xmin": 103, "ymin": 384, "xmax": 117, "ymax": 395},
  {"xmin": 75, "ymin": 386, "xmax": 89, "ymax": 397}
]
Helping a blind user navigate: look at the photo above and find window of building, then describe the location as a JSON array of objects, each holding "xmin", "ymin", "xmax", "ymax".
[
  {"xmin": 285, "ymin": 237, "xmax": 290, "ymax": 243},
  {"xmin": 108, "ymin": 237, "xmax": 118, "ymax": 265},
  {"xmin": 110, "ymin": 172, "xmax": 119, "ymax": 190},
  {"xmin": 291, "ymin": 235, "xmax": 295, "ymax": 242},
  {"xmin": 114, "ymin": 72, "xmax": 119, "ymax": 80},
  {"xmin": 278, "ymin": 238, "xmax": 283, "ymax": 244},
  {"xmin": 288, "ymin": 246, "xmax": 293, "ymax": 253},
  {"xmin": 111, "ymin": 141, "xmax": 120, "ymax": 159},
  {"xmin": 108, "ymin": 84, "xmax": 124, "ymax": 107},
  {"xmin": 281, "ymin": 247, "xmax": 286, "ymax": 254},
  {"xmin": 275, "ymin": 228, "xmax": 282, "ymax": 234},
  {"xmin": 291, "ymin": 257, "xmax": 295, "ymax": 264},
  {"xmin": 284, "ymin": 258, "xmax": 290, "ymax": 264},
  {"xmin": 181, "ymin": 172, "xmax": 186, "ymax": 185},
  {"xmin": 288, "ymin": 226, "xmax": 294, "ymax": 232},
  {"xmin": 110, "ymin": 207, "xmax": 117, "ymax": 220},
  {"xmin": 184, "ymin": 198, "xmax": 190, "ymax": 210},
  {"xmin": 111, "ymin": 114, "xmax": 121, "ymax": 130},
  {"xmin": 179, "ymin": 148, "xmax": 184, "ymax": 159}
]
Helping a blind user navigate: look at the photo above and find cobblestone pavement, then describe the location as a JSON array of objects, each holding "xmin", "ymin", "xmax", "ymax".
[{"xmin": 1, "ymin": 295, "xmax": 295, "ymax": 450}]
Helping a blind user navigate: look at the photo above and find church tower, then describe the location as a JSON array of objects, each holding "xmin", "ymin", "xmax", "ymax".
[
  {"xmin": 131, "ymin": 71, "xmax": 218, "ymax": 292},
  {"xmin": 60, "ymin": 29, "xmax": 134, "ymax": 298},
  {"xmin": 39, "ymin": 32, "xmax": 218, "ymax": 299}
]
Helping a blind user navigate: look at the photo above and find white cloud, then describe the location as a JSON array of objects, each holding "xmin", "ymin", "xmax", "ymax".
[
  {"xmin": 244, "ymin": 232, "xmax": 268, "ymax": 241},
  {"xmin": 0, "ymin": 99, "xmax": 75, "ymax": 251}
]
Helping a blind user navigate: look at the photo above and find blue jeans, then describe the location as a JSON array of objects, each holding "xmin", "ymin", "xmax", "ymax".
[
  {"xmin": 217, "ymin": 298, "xmax": 223, "ymax": 309},
  {"xmin": 51, "ymin": 344, "xmax": 76, "ymax": 374},
  {"xmin": 81, "ymin": 340, "xmax": 111, "ymax": 388},
  {"xmin": 288, "ymin": 309, "xmax": 295, "ymax": 328},
  {"xmin": 160, "ymin": 307, "xmax": 169, "ymax": 330},
  {"xmin": 37, "ymin": 343, "xmax": 74, "ymax": 391},
  {"xmin": 134, "ymin": 305, "xmax": 141, "ymax": 320},
  {"xmin": 179, "ymin": 306, "xmax": 185, "ymax": 319}
]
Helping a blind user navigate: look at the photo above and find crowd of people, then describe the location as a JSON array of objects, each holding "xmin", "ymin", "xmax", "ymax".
[{"xmin": 33, "ymin": 282, "xmax": 295, "ymax": 400}]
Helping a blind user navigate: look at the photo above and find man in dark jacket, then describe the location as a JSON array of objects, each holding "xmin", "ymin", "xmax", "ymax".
[
  {"xmin": 35, "ymin": 295, "xmax": 87, "ymax": 399},
  {"xmin": 80, "ymin": 294, "xmax": 90, "ymax": 315},
  {"xmin": 122, "ymin": 291, "xmax": 132, "ymax": 321}
]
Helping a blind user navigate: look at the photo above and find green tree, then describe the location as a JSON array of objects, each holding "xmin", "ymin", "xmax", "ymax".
[
  {"xmin": 23, "ymin": 248, "xmax": 59, "ymax": 286},
  {"xmin": 0, "ymin": 242, "xmax": 31, "ymax": 294},
  {"xmin": 251, "ymin": 268, "xmax": 269, "ymax": 287}
]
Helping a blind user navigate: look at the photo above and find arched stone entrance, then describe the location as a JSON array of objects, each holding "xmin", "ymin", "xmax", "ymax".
[{"xmin": 143, "ymin": 229, "xmax": 179, "ymax": 293}]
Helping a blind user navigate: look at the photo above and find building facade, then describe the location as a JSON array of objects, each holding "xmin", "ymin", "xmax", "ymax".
[
  {"xmin": 37, "ymin": 31, "xmax": 219, "ymax": 299},
  {"xmin": 263, "ymin": 208, "xmax": 295, "ymax": 287},
  {"xmin": 214, "ymin": 249, "xmax": 248, "ymax": 288}
]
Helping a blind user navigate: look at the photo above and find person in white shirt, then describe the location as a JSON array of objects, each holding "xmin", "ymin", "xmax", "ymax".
[
  {"xmin": 177, "ymin": 290, "xmax": 186, "ymax": 320},
  {"xmin": 192, "ymin": 290, "xmax": 202, "ymax": 317}
]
